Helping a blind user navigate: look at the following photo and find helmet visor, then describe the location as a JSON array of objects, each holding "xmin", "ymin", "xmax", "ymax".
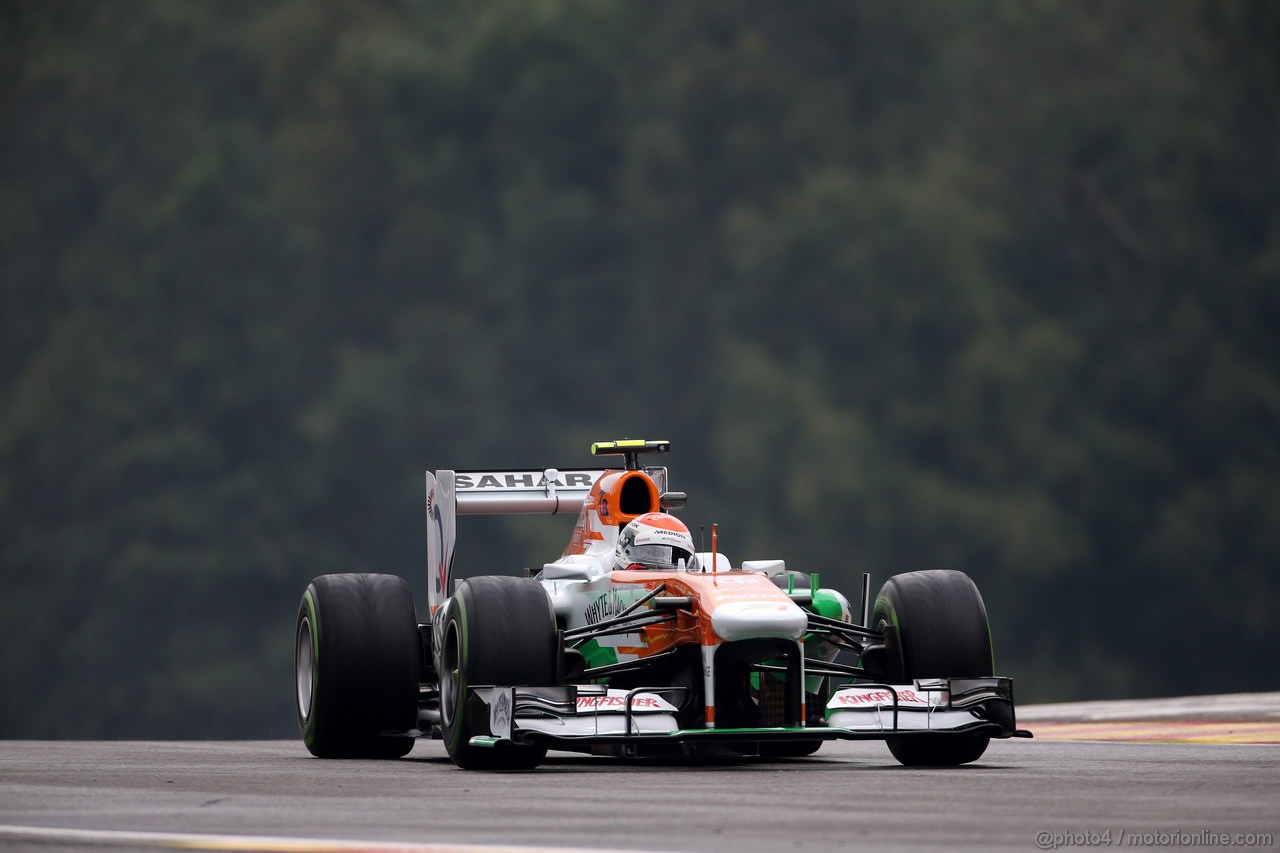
[{"xmin": 628, "ymin": 543, "xmax": 695, "ymax": 571}]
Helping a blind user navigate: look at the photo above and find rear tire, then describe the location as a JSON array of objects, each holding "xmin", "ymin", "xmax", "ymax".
[
  {"xmin": 296, "ymin": 573, "xmax": 420, "ymax": 758},
  {"xmin": 439, "ymin": 576, "xmax": 559, "ymax": 770},
  {"xmin": 871, "ymin": 569, "xmax": 993, "ymax": 767}
]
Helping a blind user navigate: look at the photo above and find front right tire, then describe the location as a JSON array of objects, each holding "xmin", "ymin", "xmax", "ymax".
[{"xmin": 439, "ymin": 575, "xmax": 560, "ymax": 770}]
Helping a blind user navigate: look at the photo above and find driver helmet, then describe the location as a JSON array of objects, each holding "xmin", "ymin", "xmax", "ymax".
[{"xmin": 615, "ymin": 512, "xmax": 698, "ymax": 571}]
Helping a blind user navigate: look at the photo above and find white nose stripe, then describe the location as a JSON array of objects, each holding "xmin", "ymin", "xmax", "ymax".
[{"xmin": 711, "ymin": 600, "xmax": 808, "ymax": 641}]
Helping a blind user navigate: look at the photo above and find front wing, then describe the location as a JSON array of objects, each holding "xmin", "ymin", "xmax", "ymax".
[{"xmin": 460, "ymin": 678, "xmax": 1030, "ymax": 757}]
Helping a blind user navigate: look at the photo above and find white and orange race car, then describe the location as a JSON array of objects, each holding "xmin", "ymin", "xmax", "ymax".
[{"xmin": 294, "ymin": 440, "xmax": 1029, "ymax": 769}]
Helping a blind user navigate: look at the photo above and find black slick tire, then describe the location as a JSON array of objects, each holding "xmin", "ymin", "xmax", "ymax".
[
  {"xmin": 871, "ymin": 569, "xmax": 994, "ymax": 767},
  {"xmin": 439, "ymin": 576, "xmax": 559, "ymax": 770},
  {"xmin": 295, "ymin": 573, "xmax": 420, "ymax": 758}
]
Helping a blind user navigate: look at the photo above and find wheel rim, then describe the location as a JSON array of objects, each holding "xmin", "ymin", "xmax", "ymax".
[
  {"xmin": 296, "ymin": 615, "xmax": 314, "ymax": 720},
  {"xmin": 440, "ymin": 619, "xmax": 461, "ymax": 726}
]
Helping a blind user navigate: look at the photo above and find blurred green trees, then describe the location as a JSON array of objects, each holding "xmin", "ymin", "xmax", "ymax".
[{"xmin": 2, "ymin": 0, "xmax": 1277, "ymax": 736}]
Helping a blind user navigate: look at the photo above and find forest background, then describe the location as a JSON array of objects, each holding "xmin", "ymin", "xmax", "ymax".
[{"xmin": 3, "ymin": 0, "xmax": 1278, "ymax": 737}]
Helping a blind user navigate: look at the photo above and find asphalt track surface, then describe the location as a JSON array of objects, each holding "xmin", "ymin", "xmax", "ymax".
[{"xmin": 2, "ymin": 715, "xmax": 1278, "ymax": 853}]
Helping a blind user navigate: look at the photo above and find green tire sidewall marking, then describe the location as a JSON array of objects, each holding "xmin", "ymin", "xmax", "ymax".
[
  {"xmin": 987, "ymin": 621, "xmax": 995, "ymax": 672},
  {"xmin": 447, "ymin": 595, "xmax": 469, "ymax": 754},
  {"xmin": 301, "ymin": 587, "xmax": 319, "ymax": 747},
  {"xmin": 874, "ymin": 594, "xmax": 898, "ymax": 629}
]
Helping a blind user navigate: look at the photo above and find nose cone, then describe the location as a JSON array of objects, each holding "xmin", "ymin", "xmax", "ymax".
[{"xmin": 711, "ymin": 599, "xmax": 808, "ymax": 641}]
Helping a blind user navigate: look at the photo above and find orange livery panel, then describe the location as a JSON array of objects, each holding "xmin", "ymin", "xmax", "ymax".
[{"xmin": 563, "ymin": 470, "xmax": 660, "ymax": 556}]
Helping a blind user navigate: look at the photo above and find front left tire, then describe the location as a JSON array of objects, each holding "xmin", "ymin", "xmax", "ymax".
[{"xmin": 871, "ymin": 569, "xmax": 995, "ymax": 767}]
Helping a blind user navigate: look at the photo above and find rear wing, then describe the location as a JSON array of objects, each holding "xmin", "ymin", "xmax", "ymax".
[
  {"xmin": 425, "ymin": 466, "xmax": 670, "ymax": 615},
  {"xmin": 455, "ymin": 468, "xmax": 611, "ymax": 515}
]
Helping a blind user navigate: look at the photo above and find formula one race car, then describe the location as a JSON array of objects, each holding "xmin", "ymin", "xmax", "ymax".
[{"xmin": 294, "ymin": 439, "xmax": 1029, "ymax": 769}]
